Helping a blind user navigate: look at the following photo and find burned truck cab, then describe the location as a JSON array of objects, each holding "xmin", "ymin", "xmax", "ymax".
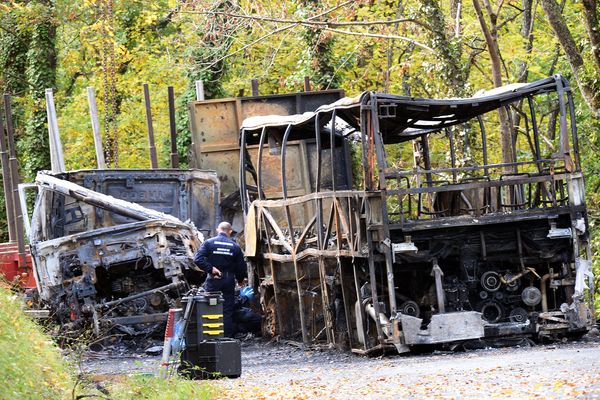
[{"xmin": 25, "ymin": 169, "xmax": 219, "ymax": 334}]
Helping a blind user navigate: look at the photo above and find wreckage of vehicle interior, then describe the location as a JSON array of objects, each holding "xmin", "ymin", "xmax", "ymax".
[
  {"xmin": 24, "ymin": 169, "xmax": 219, "ymax": 335},
  {"xmin": 239, "ymin": 75, "xmax": 595, "ymax": 354}
]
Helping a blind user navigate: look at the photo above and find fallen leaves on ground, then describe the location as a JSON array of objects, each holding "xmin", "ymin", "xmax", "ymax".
[{"xmin": 212, "ymin": 343, "xmax": 600, "ymax": 400}]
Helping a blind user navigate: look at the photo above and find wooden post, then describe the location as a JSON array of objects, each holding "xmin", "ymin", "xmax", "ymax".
[
  {"xmin": 168, "ymin": 86, "xmax": 179, "ymax": 169},
  {"xmin": 304, "ymin": 76, "xmax": 311, "ymax": 92},
  {"xmin": 4, "ymin": 95, "xmax": 26, "ymax": 269},
  {"xmin": 0, "ymin": 109, "xmax": 16, "ymax": 242},
  {"xmin": 143, "ymin": 83, "xmax": 158, "ymax": 169},
  {"xmin": 87, "ymin": 87, "xmax": 106, "ymax": 169},
  {"xmin": 195, "ymin": 80, "xmax": 205, "ymax": 101},
  {"xmin": 44, "ymin": 89, "xmax": 66, "ymax": 173},
  {"xmin": 251, "ymin": 79, "xmax": 259, "ymax": 96}
]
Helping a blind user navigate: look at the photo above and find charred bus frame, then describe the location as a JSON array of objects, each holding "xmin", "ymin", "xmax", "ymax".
[{"xmin": 239, "ymin": 75, "xmax": 594, "ymax": 353}]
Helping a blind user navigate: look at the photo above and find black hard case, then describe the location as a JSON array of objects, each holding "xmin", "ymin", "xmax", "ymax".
[{"xmin": 180, "ymin": 339, "xmax": 242, "ymax": 379}]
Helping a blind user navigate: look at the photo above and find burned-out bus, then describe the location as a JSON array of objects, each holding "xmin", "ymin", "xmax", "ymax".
[{"xmin": 235, "ymin": 75, "xmax": 594, "ymax": 353}]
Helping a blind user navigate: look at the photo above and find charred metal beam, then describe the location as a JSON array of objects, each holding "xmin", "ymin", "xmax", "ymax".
[
  {"xmin": 259, "ymin": 207, "xmax": 293, "ymax": 254},
  {"xmin": 385, "ymin": 158, "xmax": 562, "ymax": 178},
  {"xmin": 555, "ymin": 76, "xmax": 570, "ymax": 165},
  {"xmin": 566, "ymin": 89, "xmax": 580, "ymax": 170},
  {"xmin": 103, "ymin": 312, "xmax": 169, "ymax": 326},
  {"xmin": 397, "ymin": 205, "xmax": 586, "ymax": 232},
  {"xmin": 360, "ymin": 95, "xmax": 373, "ymax": 190},
  {"xmin": 445, "ymin": 127, "xmax": 457, "ymax": 183},
  {"xmin": 278, "ymin": 120, "xmax": 309, "ymax": 344},
  {"xmin": 304, "ymin": 76, "xmax": 311, "ymax": 92},
  {"xmin": 86, "ymin": 87, "xmax": 106, "ymax": 169},
  {"xmin": 280, "ymin": 124, "xmax": 295, "ymax": 247},
  {"xmin": 362, "ymin": 97, "xmax": 385, "ymax": 342},
  {"xmin": 251, "ymin": 79, "xmax": 259, "ymax": 97},
  {"xmin": 371, "ymin": 95, "xmax": 398, "ymax": 320},
  {"xmin": 257, "ymin": 127, "xmax": 267, "ymax": 201},
  {"xmin": 44, "ymin": 89, "xmax": 66, "ymax": 173},
  {"xmin": 421, "ymin": 134, "xmax": 432, "ymax": 186},
  {"xmin": 388, "ymin": 172, "xmax": 568, "ymax": 194},
  {"xmin": 261, "ymin": 248, "xmax": 359, "ymax": 263},
  {"xmin": 527, "ymin": 96, "xmax": 542, "ymax": 166},
  {"xmin": 330, "ymin": 110, "xmax": 337, "ymax": 190},
  {"xmin": 431, "ymin": 259, "xmax": 445, "ymax": 314},
  {"xmin": 98, "ymin": 281, "xmax": 185, "ymax": 309},
  {"xmin": 239, "ymin": 129, "xmax": 248, "ymax": 212},
  {"xmin": 480, "ymin": 231, "xmax": 487, "ymax": 261}
]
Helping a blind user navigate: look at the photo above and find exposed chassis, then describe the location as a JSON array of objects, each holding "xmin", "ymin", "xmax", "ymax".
[{"xmin": 239, "ymin": 75, "xmax": 595, "ymax": 353}]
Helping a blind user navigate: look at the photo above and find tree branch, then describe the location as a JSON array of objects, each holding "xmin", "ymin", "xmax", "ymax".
[
  {"xmin": 321, "ymin": 27, "xmax": 434, "ymax": 52},
  {"xmin": 176, "ymin": 10, "xmax": 436, "ymax": 32},
  {"xmin": 197, "ymin": 0, "xmax": 434, "ymax": 73},
  {"xmin": 196, "ymin": 0, "xmax": 357, "ymax": 73}
]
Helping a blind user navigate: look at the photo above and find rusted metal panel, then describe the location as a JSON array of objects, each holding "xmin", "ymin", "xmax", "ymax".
[
  {"xmin": 0, "ymin": 243, "xmax": 35, "ymax": 288},
  {"xmin": 189, "ymin": 90, "xmax": 344, "ymax": 197}
]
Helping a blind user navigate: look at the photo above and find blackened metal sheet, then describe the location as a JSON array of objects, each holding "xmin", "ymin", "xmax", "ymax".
[
  {"xmin": 241, "ymin": 76, "xmax": 565, "ymax": 144},
  {"xmin": 52, "ymin": 169, "xmax": 220, "ymax": 237}
]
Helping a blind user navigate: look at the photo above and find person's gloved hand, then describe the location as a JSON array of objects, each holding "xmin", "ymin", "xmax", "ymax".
[{"xmin": 240, "ymin": 286, "xmax": 254, "ymax": 301}]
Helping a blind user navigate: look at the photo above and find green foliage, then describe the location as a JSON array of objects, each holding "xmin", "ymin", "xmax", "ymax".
[
  {"xmin": 0, "ymin": 6, "xmax": 31, "ymax": 242},
  {"xmin": 0, "ymin": 0, "xmax": 598, "ymax": 306},
  {"xmin": 22, "ymin": 0, "xmax": 56, "ymax": 181},
  {"xmin": 0, "ymin": 285, "xmax": 74, "ymax": 399},
  {"xmin": 0, "ymin": 9, "xmax": 30, "ymax": 95},
  {"xmin": 295, "ymin": 1, "xmax": 340, "ymax": 90},
  {"xmin": 175, "ymin": 1, "xmax": 235, "ymax": 166}
]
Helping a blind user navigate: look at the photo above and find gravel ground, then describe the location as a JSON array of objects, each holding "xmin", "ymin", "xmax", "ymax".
[{"xmin": 81, "ymin": 336, "xmax": 600, "ymax": 399}]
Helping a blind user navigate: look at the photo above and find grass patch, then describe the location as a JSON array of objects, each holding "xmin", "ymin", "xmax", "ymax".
[
  {"xmin": 99, "ymin": 374, "xmax": 216, "ymax": 400},
  {"xmin": 0, "ymin": 286, "xmax": 74, "ymax": 399},
  {"xmin": 0, "ymin": 285, "xmax": 217, "ymax": 399}
]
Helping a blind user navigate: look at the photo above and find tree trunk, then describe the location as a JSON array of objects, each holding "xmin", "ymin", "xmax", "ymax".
[
  {"xmin": 421, "ymin": 0, "xmax": 466, "ymax": 96},
  {"xmin": 581, "ymin": 0, "xmax": 600, "ymax": 75},
  {"xmin": 384, "ymin": 1, "xmax": 405, "ymax": 93},
  {"xmin": 473, "ymin": 0, "xmax": 515, "ymax": 167},
  {"xmin": 516, "ymin": 0, "xmax": 534, "ymax": 83},
  {"xmin": 541, "ymin": 0, "xmax": 600, "ymax": 116},
  {"xmin": 0, "ymin": 12, "xmax": 30, "ymax": 95}
]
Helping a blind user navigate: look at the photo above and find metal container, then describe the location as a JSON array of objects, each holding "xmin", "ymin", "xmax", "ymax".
[{"xmin": 180, "ymin": 338, "xmax": 241, "ymax": 379}]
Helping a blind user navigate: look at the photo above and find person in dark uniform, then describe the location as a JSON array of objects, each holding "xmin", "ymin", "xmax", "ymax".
[
  {"xmin": 193, "ymin": 221, "xmax": 247, "ymax": 338},
  {"xmin": 233, "ymin": 287, "xmax": 262, "ymax": 338}
]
